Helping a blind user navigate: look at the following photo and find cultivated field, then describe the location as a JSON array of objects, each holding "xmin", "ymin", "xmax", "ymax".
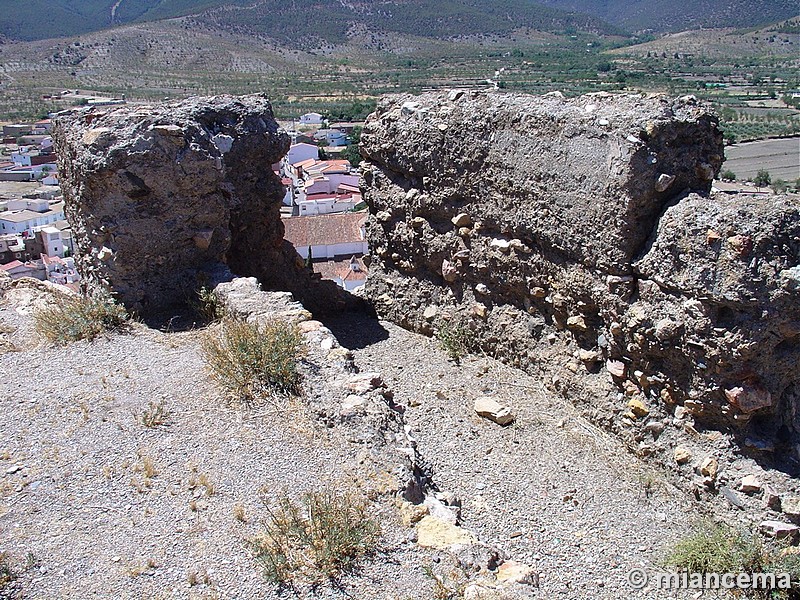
[{"xmin": 724, "ymin": 137, "xmax": 800, "ymax": 181}]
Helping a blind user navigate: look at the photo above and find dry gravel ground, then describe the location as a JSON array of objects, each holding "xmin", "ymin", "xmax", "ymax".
[
  {"xmin": 0, "ymin": 284, "xmax": 710, "ymax": 599},
  {"xmin": 327, "ymin": 316, "xmax": 703, "ymax": 600},
  {"xmin": 0, "ymin": 285, "xmax": 429, "ymax": 600}
]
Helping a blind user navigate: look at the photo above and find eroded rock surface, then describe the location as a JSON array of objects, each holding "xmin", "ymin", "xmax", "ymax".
[
  {"xmin": 360, "ymin": 90, "xmax": 799, "ymax": 466},
  {"xmin": 53, "ymin": 94, "xmax": 347, "ymax": 315}
]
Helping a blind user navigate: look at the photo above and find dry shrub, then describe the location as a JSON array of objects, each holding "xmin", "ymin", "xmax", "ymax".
[
  {"xmin": 250, "ymin": 491, "xmax": 379, "ymax": 585},
  {"xmin": 0, "ymin": 552, "xmax": 14, "ymax": 589},
  {"xmin": 34, "ymin": 292, "xmax": 128, "ymax": 343},
  {"xmin": 201, "ymin": 317, "xmax": 303, "ymax": 403},
  {"xmin": 138, "ymin": 400, "xmax": 170, "ymax": 428}
]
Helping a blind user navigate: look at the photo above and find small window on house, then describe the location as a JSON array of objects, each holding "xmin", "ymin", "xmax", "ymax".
[{"xmin": 53, "ymin": 247, "xmax": 59, "ymax": 252}]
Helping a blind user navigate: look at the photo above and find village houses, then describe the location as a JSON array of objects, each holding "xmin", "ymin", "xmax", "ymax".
[
  {"xmin": 0, "ymin": 117, "xmax": 80, "ymax": 289},
  {"xmin": 278, "ymin": 114, "xmax": 370, "ymax": 290}
]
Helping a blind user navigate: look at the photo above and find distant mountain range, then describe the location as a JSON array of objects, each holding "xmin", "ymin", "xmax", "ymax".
[
  {"xmin": 2, "ymin": 0, "xmax": 797, "ymax": 43},
  {"xmin": 187, "ymin": 0, "xmax": 622, "ymax": 47},
  {"xmin": 537, "ymin": 0, "xmax": 800, "ymax": 32}
]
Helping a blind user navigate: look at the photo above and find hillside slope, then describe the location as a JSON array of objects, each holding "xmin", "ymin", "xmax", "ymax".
[
  {"xmin": 537, "ymin": 0, "xmax": 799, "ymax": 31},
  {"xmin": 2, "ymin": 0, "xmax": 618, "ymax": 42},
  {"xmin": 0, "ymin": 0, "xmax": 251, "ymax": 41},
  {"xmin": 189, "ymin": 0, "xmax": 621, "ymax": 46},
  {"xmin": 0, "ymin": 276, "xmax": 698, "ymax": 599}
]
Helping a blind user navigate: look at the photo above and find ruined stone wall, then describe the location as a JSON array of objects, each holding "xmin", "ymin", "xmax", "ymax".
[
  {"xmin": 53, "ymin": 94, "xmax": 349, "ymax": 315},
  {"xmin": 360, "ymin": 90, "xmax": 800, "ymax": 466}
]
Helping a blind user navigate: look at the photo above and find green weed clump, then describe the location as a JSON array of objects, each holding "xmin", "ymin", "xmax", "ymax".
[
  {"xmin": 201, "ymin": 317, "xmax": 303, "ymax": 403},
  {"xmin": 0, "ymin": 552, "xmax": 15, "ymax": 589},
  {"xmin": 664, "ymin": 520, "xmax": 800, "ymax": 599},
  {"xmin": 34, "ymin": 293, "xmax": 128, "ymax": 343},
  {"xmin": 436, "ymin": 320, "xmax": 472, "ymax": 362},
  {"xmin": 250, "ymin": 491, "xmax": 379, "ymax": 585},
  {"xmin": 190, "ymin": 285, "xmax": 226, "ymax": 324}
]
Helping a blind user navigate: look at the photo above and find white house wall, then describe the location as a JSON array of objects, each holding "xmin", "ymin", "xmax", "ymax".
[
  {"xmin": 294, "ymin": 241, "xmax": 368, "ymax": 260},
  {"xmin": 286, "ymin": 144, "xmax": 319, "ymax": 165}
]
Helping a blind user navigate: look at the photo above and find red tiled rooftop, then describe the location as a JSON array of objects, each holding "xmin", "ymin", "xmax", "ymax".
[
  {"xmin": 282, "ymin": 212, "xmax": 366, "ymax": 248},
  {"xmin": 313, "ymin": 256, "xmax": 368, "ymax": 283},
  {"xmin": 292, "ymin": 158, "xmax": 317, "ymax": 169},
  {"xmin": 0, "ymin": 260, "xmax": 24, "ymax": 271}
]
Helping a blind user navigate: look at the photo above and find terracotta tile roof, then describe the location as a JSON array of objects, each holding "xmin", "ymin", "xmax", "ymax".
[
  {"xmin": 318, "ymin": 160, "xmax": 351, "ymax": 174},
  {"xmin": 340, "ymin": 256, "xmax": 368, "ymax": 282},
  {"xmin": 41, "ymin": 254, "xmax": 65, "ymax": 267},
  {"xmin": 293, "ymin": 158, "xmax": 317, "ymax": 169},
  {"xmin": 313, "ymin": 259, "xmax": 344, "ymax": 281},
  {"xmin": 313, "ymin": 256, "xmax": 368, "ymax": 283},
  {"xmin": 282, "ymin": 213, "xmax": 366, "ymax": 248},
  {"xmin": 0, "ymin": 260, "xmax": 24, "ymax": 271}
]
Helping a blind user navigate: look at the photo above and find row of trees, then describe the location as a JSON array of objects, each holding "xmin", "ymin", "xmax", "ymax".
[{"xmin": 721, "ymin": 168, "xmax": 798, "ymax": 193}]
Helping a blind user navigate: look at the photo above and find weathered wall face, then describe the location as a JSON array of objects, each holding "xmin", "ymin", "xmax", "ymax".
[
  {"xmin": 361, "ymin": 91, "xmax": 723, "ymax": 275},
  {"xmin": 360, "ymin": 90, "xmax": 800, "ymax": 462},
  {"xmin": 53, "ymin": 94, "xmax": 348, "ymax": 315}
]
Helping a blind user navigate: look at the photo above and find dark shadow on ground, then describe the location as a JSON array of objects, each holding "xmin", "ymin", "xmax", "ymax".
[
  {"xmin": 136, "ymin": 307, "xmax": 206, "ymax": 332},
  {"xmin": 321, "ymin": 312, "xmax": 390, "ymax": 350}
]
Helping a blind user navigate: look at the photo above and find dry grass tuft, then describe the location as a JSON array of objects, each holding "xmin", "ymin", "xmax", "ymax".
[
  {"xmin": 137, "ymin": 400, "xmax": 171, "ymax": 428},
  {"xmin": 187, "ymin": 568, "xmax": 211, "ymax": 586},
  {"xmin": 201, "ymin": 317, "xmax": 303, "ymax": 404},
  {"xmin": 188, "ymin": 466, "xmax": 215, "ymax": 498},
  {"xmin": 141, "ymin": 456, "xmax": 158, "ymax": 479},
  {"xmin": 233, "ymin": 503, "xmax": 248, "ymax": 522},
  {"xmin": 34, "ymin": 292, "xmax": 128, "ymax": 343},
  {"xmin": 250, "ymin": 490, "xmax": 379, "ymax": 585}
]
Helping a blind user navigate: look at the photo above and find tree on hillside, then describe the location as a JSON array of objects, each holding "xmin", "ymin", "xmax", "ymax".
[
  {"xmin": 771, "ymin": 178, "xmax": 788, "ymax": 194},
  {"xmin": 753, "ymin": 169, "xmax": 771, "ymax": 189},
  {"xmin": 343, "ymin": 126, "xmax": 363, "ymax": 167},
  {"xmin": 343, "ymin": 144, "xmax": 362, "ymax": 168}
]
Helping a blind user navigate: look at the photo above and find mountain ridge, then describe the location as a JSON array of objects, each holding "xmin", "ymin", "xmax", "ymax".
[
  {"xmin": 1, "ymin": 0, "xmax": 618, "ymax": 42},
  {"xmin": 3, "ymin": 0, "xmax": 797, "ymax": 43},
  {"xmin": 537, "ymin": 0, "xmax": 799, "ymax": 32}
]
